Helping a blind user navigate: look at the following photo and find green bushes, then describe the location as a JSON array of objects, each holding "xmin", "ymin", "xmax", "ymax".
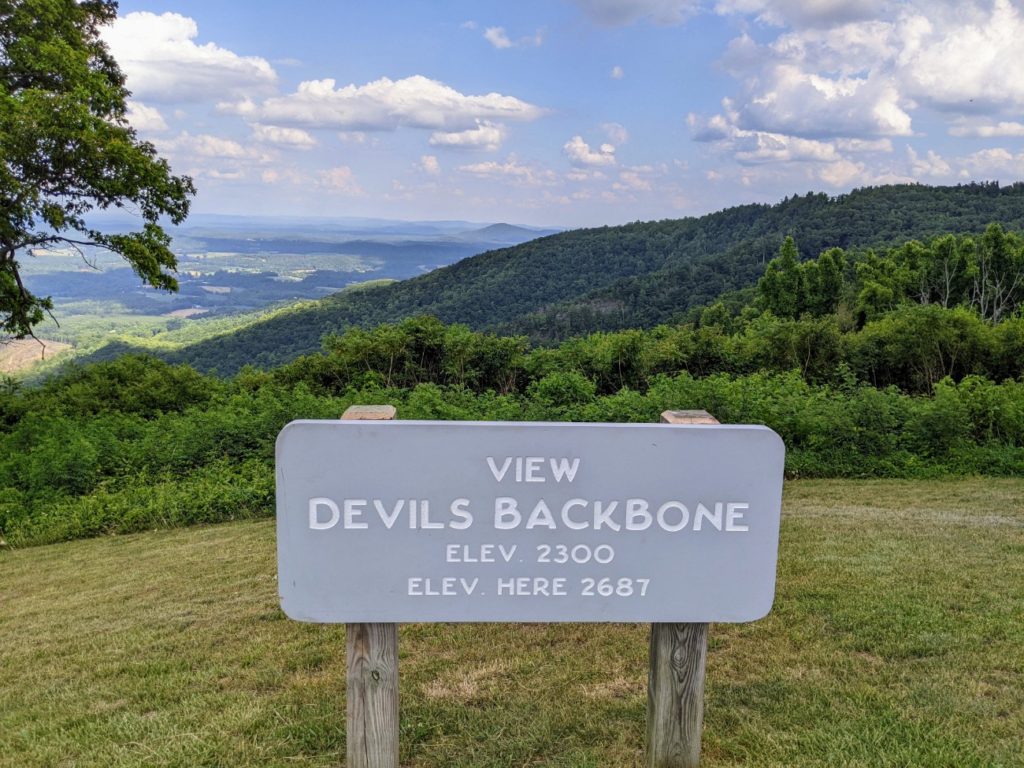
[
  {"xmin": 6, "ymin": 460, "xmax": 273, "ymax": 547},
  {"xmin": 3, "ymin": 304, "xmax": 1024, "ymax": 549}
]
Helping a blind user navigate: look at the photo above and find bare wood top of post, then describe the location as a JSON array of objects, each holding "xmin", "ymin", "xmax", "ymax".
[
  {"xmin": 342, "ymin": 405, "xmax": 398, "ymax": 421},
  {"xmin": 660, "ymin": 410, "xmax": 718, "ymax": 425}
]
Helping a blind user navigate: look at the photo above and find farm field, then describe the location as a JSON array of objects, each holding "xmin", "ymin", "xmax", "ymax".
[
  {"xmin": 1, "ymin": 479, "xmax": 1021, "ymax": 767},
  {"xmin": 0, "ymin": 339, "xmax": 72, "ymax": 375}
]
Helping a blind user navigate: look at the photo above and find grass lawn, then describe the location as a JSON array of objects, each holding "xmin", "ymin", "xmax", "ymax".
[{"xmin": 1, "ymin": 479, "xmax": 1022, "ymax": 767}]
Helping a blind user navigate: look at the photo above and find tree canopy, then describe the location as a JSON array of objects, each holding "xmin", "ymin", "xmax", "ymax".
[{"xmin": 0, "ymin": 0, "xmax": 194, "ymax": 337}]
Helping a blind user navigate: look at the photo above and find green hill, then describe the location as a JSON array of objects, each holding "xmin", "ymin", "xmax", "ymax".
[{"xmin": 163, "ymin": 183, "xmax": 1024, "ymax": 374}]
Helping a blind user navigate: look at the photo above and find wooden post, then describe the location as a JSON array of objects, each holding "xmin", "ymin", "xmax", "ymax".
[
  {"xmin": 647, "ymin": 409, "xmax": 718, "ymax": 768},
  {"xmin": 342, "ymin": 405, "xmax": 399, "ymax": 768}
]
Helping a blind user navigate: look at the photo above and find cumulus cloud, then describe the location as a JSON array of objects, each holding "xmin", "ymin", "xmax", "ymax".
[
  {"xmin": 429, "ymin": 120, "xmax": 506, "ymax": 151},
  {"xmin": 484, "ymin": 26, "xmax": 544, "ymax": 48},
  {"xmin": 898, "ymin": 0, "xmax": 1024, "ymax": 112},
  {"xmin": 731, "ymin": 131, "xmax": 841, "ymax": 164},
  {"xmin": 458, "ymin": 158, "xmax": 557, "ymax": 186},
  {"xmin": 484, "ymin": 27, "xmax": 513, "ymax": 49},
  {"xmin": 613, "ymin": 170, "xmax": 652, "ymax": 191},
  {"xmin": 836, "ymin": 138, "xmax": 893, "ymax": 153},
  {"xmin": 959, "ymin": 147, "xmax": 1024, "ymax": 177},
  {"xmin": 564, "ymin": 136, "xmax": 617, "ymax": 166},
  {"xmin": 817, "ymin": 159, "xmax": 868, "ymax": 187},
  {"xmin": 734, "ymin": 62, "xmax": 912, "ymax": 139},
  {"xmin": 318, "ymin": 166, "xmax": 364, "ymax": 195},
  {"xmin": 949, "ymin": 120, "xmax": 1024, "ymax": 138},
  {"xmin": 706, "ymin": 0, "xmax": 1024, "ymax": 148},
  {"xmin": 102, "ymin": 12, "xmax": 277, "ymax": 103},
  {"xmin": 688, "ymin": 99, "xmax": 902, "ymax": 188},
  {"xmin": 230, "ymin": 75, "xmax": 543, "ymax": 132},
  {"xmin": 602, "ymin": 122, "xmax": 629, "ymax": 144},
  {"xmin": 261, "ymin": 168, "xmax": 304, "ymax": 185},
  {"xmin": 251, "ymin": 124, "xmax": 317, "ymax": 149},
  {"xmin": 125, "ymin": 101, "xmax": 167, "ymax": 132},
  {"xmin": 150, "ymin": 131, "xmax": 273, "ymax": 181},
  {"xmin": 572, "ymin": 0, "xmax": 701, "ymax": 26},
  {"xmin": 907, "ymin": 146, "xmax": 952, "ymax": 178},
  {"xmin": 420, "ymin": 155, "xmax": 441, "ymax": 175},
  {"xmin": 155, "ymin": 131, "xmax": 270, "ymax": 162}
]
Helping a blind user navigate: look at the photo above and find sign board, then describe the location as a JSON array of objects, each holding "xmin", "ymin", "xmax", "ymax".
[{"xmin": 276, "ymin": 420, "xmax": 785, "ymax": 623}]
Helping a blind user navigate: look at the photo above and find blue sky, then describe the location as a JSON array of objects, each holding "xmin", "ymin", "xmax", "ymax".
[{"xmin": 106, "ymin": 0, "xmax": 1024, "ymax": 227}]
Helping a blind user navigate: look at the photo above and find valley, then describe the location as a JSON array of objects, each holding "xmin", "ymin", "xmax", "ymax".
[{"xmin": 12, "ymin": 216, "xmax": 557, "ymax": 376}]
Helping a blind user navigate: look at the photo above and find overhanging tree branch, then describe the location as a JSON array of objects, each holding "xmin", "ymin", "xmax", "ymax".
[{"xmin": 0, "ymin": 0, "xmax": 194, "ymax": 339}]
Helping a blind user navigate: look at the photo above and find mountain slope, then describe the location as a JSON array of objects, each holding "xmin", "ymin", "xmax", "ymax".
[{"xmin": 166, "ymin": 183, "xmax": 1024, "ymax": 374}]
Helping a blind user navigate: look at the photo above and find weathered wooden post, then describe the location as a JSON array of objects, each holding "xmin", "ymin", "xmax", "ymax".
[
  {"xmin": 647, "ymin": 409, "xmax": 718, "ymax": 768},
  {"xmin": 341, "ymin": 405, "xmax": 399, "ymax": 768}
]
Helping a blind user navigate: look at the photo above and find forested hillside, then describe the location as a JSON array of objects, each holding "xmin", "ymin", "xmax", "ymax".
[
  {"xmin": 117, "ymin": 183, "xmax": 1024, "ymax": 375},
  {"xmin": 5, "ymin": 221, "xmax": 1024, "ymax": 549}
]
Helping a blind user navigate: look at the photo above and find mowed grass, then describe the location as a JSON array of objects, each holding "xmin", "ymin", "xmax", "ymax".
[{"xmin": 1, "ymin": 479, "xmax": 1022, "ymax": 767}]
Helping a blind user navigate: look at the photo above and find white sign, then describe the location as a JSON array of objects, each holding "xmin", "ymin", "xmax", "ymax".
[{"xmin": 276, "ymin": 420, "xmax": 785, "ymax": 623}]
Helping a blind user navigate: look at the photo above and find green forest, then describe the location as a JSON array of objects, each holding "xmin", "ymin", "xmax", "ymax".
[
  {"xmin": 3, "ymin": 220, "xmax": 1023, "ymax": 549},
  {"xmin": 144, "ymin": 182, "xmax": 1024, "ymax": 376}
]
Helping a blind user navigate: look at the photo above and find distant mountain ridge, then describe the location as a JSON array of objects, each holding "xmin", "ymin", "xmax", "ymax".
[
  {"xmin": 159, "ymin": 183, "xmax": 1024, "ymax": 375},
  {"xmin": 455, "ymin": 223, "xmax": 562, "ymax": 243}
]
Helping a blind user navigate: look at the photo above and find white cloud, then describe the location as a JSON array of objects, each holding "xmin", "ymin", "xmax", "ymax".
[
  {"xmin": 687, "ymin": 109, "xmax": 736, "ymax": 141},
  {"xmin": 689, "ymin": 101, "xmax": 903, "ymax": 187},
  {"xmin": 898, "ymin": 0, "xmax": 1024, "ymax": 112},
  {"xmin": 614, "ymin": 170, "xmax": 652, "ymax": 191},
  {"xmin": 261, "ymin": 168, "xmax": 303, "ymax": 185},
  {"xmin": 125, "ymin": 101, "xmax": 167, "ymax": 132},
  {"xmin": 738, "ymin": 63, "xmax": 911, "ymax": 138},
  {"xmin": 150, "ymin": 131, "xmax": 273, "ymax": 181},
  {"xmin": 234, "ymin": 75, "xmax": 544, "ymax": 132},
  {"xmin": 564, "ymin": 136, "xmax": 617, "ymax": 166},
  {"xmin": 610, "ymin": 65, "xmax": 625, "ymax": 80},
  {"xmin": 818, "ymin": 159, "xmax": 867, "ymax": 187},
  {"xmin": 484, "ymin": 27, "xmax": 513, "ymax": 49},
  {"xmin": 155, "ymin": 131, "xmax": 269, "ymax": 162},
  {"xmin": 458, "ymin": 158, "xmax": 557, "ymax": 186},
  {"xmin": 420, "ymin": 155, "xmax": 441, "ymax": 175},
  {"xmin": 706, "ymin": 0, "xmax": 1024, "ymax": 153},
  {"xmin": 318, "ymin": 166, "xmax": 364, "ymax": 195},
  {"xmin": 429, "ymin": 120, "xmax": 506, "ymax": 151},
  {"xmin": 950, "ymin": 120, "xmax": 1024, "ymax": 138},
  {"xmin": 959, "ymin": 147, "xmax": 1024, "ymax": 177},
  {"xmin": 572, "ymin": 0, "xmax": 701, "ymax": 26},
  {"xmin": 907, "ymin": 146, "xmax": 952, "ymax": 178},
  {"xmin": 602, "ymin": 122, "xmax": 629, "ymax": 144},
  {"xmin": 251, "ymin": 124, "xmax": 317, "ymax": 149},
  {"xmin": 103, "ymin": 12, "xmax": 277, "ymax": 103},
  {"xmin": 484, "ymin": 26, "xmax": 544, "ymax": 48},
  {"xmin": 205, "ymin": 169, "xmax": 245, "ymax": 181},
  {"xmin": 836, "ymin": 138, "xmax": 893, "ymax": 153},
  {"xmin": 732, "ymin": 131, "xmax": 840, "ymax": 164}
]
